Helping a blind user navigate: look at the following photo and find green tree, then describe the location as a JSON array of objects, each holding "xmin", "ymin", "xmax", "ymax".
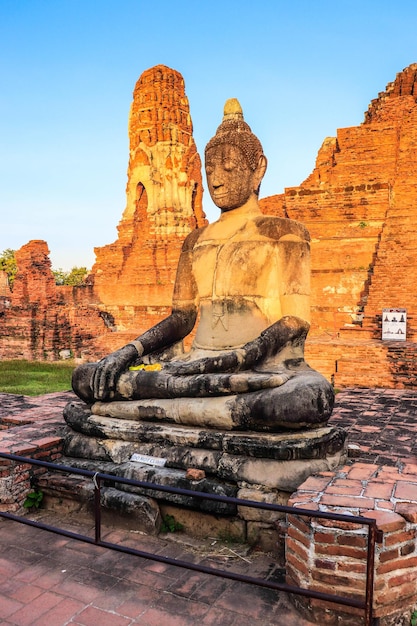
[
  {"xmin": 0, "ymin": 248, "xmax": 17, "ymax": 288},
  {"xmin": 52, "ymin": 266, "xmax": 88, "ymax": 286}
]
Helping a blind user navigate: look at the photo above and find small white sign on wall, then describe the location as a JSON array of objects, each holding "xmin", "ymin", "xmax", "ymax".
[
  {"xmin": 130, "ymin": 453, "xmax": 167, "ymax": 467},
  {"xmin": 382, "ymin": 308, "xmax": 407, "ymax": 341}
]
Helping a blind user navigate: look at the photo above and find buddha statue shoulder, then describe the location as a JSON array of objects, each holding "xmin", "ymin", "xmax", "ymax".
[{"xmin": 71, "ymin": 99, "xmax": 334, "ymax": 432}]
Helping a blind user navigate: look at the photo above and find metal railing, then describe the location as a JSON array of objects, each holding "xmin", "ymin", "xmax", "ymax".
[{"xmin": 0, "ymin": 452, "xmax": 381, "ymax": 626}]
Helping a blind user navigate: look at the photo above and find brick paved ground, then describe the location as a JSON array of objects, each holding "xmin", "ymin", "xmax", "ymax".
[
  {"xmin": 0, "ymin": 512, "xmax": 313, "ymax": 625},
  {"xmin": 330, "ymin": 387, "xmax": 417, "ymax": 466},
  {"xmin": 0, "ymin": 387, "xmax": 416, "ymax": 624}
]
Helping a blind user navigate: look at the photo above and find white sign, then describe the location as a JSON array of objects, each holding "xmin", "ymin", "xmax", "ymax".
[
  {"xmin": 382, "ymin": 308, "xmax": 407, "ymax": 341},
  {"xmin": 130, "ymin": 453, "xmax": 167, "ymax": 467}
]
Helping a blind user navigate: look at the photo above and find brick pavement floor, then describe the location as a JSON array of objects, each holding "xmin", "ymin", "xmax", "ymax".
[
  {"xmin": 330, "ymin": 387, "xmax": 417, "ymax": 466},
  {"xmin": 0, "ymin": 513, "xmax": 313, "ymax": 625},
  {"xmin": 0, "ymin": 386, "xmax": 416, "ymax": 624}
]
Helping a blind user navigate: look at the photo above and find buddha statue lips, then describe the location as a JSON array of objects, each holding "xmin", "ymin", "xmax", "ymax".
[{"xmin": 71, "ymin": 99, "xmax": 334, "ymax": 432}]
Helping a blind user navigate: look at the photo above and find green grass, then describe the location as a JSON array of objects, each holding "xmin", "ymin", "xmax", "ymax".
[{"xmin": 0, "ymin": 360, "xmax": 75, "ymax": 396}]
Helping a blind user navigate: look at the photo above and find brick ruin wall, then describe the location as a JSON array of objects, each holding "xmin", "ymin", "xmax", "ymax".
[
  {"xmin": 0, "ymin": 65, "xmax": 206, "ymax": 362},
  {"xmin": 260, "ymin": 63, "xmax": 417, "ymax": 389},
  {"xmin": 1, "ymin": 64, "xmax": 417, "ymax": 388}
]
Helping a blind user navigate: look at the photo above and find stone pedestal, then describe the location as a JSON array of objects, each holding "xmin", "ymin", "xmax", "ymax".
[{"xmin": 62, "ymin": 400, "xmax": 346, "ymax": 547}]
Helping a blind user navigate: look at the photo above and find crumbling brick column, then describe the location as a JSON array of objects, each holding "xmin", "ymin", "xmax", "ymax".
[{"xmin": 286, "ymin": 462, "xmax": 417, "ymax": 625}]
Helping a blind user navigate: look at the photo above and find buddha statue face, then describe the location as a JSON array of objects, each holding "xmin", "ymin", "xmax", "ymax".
[
  {"xmin": 205, "ymin": 99, "xmax": 267, "ymax": 213},
  {"xmin": 205, "ymin": 144, "xmax": 257, "ymax": 211}
]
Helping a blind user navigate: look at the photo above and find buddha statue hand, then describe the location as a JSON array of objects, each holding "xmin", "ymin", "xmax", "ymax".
[
  {"xmin": 163, "ymin": 315, "xmax": 309, "ymax": 376},
  {"xmin": 163, "ymin": 349, "xmax": 246, "ymax": 375},
  {"xmin": 92, "ymin": 344, "xmax": 140, "ymax": 401}
]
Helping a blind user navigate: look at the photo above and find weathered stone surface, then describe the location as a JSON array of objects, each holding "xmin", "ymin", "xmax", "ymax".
[
  {"xmin": 237, "ymin": 486, "xmax": 288, "ymax": 522},
  {"xmin": 63, "ymin": 399, "xmax": 346, "ymax": 493},
  {"xmin": 83, "ymin": 369, "xmax": 333, "ymax": 432},
  {"xmin": 55, "ymin": 454, "xmax": 237, "ymax": 515},
  {"xmin": 38, "ymin": 471, "xmax": 161, "ymax": 534},
  {"xmin": 64, "ymin": 400, "xmax": 345, "ymax": 460},
  {"xmin": 217, "ymin": 451, "xmax": 345, "ymax": 491},
  {"xmin": 100, "ymin": 487, "xmax": 161, "ymax": 534}
]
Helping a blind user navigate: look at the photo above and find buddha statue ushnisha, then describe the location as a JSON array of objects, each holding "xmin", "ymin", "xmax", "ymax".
[{"xmin": 72, "ymin": 99, "xmax": 334, "ymax": 431}]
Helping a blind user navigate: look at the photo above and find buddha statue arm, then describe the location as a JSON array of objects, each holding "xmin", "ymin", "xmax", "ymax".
[
  {"xmin": 92, "ymin": 306, "xmax": 198, "ymax": 400},
  {"xmin": 164, "ymin": 315, "xmax": 309, "ymax": 375},
  {"xmin": 92, "ymin": 230, "xmax": 201, "ymax": 401}
]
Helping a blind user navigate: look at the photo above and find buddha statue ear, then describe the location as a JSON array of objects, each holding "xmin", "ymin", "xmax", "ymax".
[{"xmin": 253, "ymin": 154, "xmax": 267, "ymax": 195}]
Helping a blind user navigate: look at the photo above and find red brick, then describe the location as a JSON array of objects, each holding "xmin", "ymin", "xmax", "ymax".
[
  {"xmin": 286, "ymin": 551, "xmax": 310, "ymax": 578},
  {"xmin": 74, "ymin": 606, "xmax": 131, "ymax": 626},
  {"xmin": 345, "ymin": 463, "xmax": 379, "ymax": 481},
  {"xmin": 314, "ymin": 558, "xmax": 336, "ymax": 571},
  {"xmin": 326, "ymin": 479, "xmax": 363, "ymax": 496},
  {"xmin": 363, "ymin": 509, "xmax": 405, "ymax": 532},
  {"xmin": 7, "ymin": 591, "xmax": 62, "ymax": 625},
  {"xmin": 377, "ymin": 555, "xmax": 417, "ymax": 575},
  {"xmin": 311, "ymin": 570, "xmax": 364, "ymax": 590},
  {"xmin": 308, "ymin": 598, "xmax": 364, "ymax": 621},
  {"xmin": 320, "ymin": 493, "xmax": 375, "ymax": 509},
  {"xmin": 10, "ymin": 583, "xmax": 43, "ymax": 603},
  {"xmin": 394, "ymin": 481, "xmax": 417, "ymax": 501},
  {"xmin": 374, "ymin": 581, "xmax": 417, "ymax": 607},
  {"xmin": 313, "ymin": 530, "xmax": 336, "ymax": 544},
  {"xmin": 394, "ymin": 502, "xmax": 417, "ymax": 522},
  {"xmin": 377, "ymin": 467, "xmax": 400, "ymax": 481},
  {"xmin": 363, "ymin": 480, "xmax": 394, "ymax": 499},
  {"xmin": 287, "ymin": 514, "xmax": 311, "ymax": 536},
  {"xmin": 384, "ymin": 527, "xmax": 416, "ymax": 547},
  {"xmin": 0, "ymin": 595, "xmax": 24, "ymax": 619},
  {"xmin": 338, "ymin": 560, "xmax": 366, "ymax": 574},
  {"xmin": 31, "ymin": 598, "xmax": 86, "ymax": 626},
  {"xmin": 31, "ymin": 436, "xmax": 62, "ymax": 448},
  {"xmin": 389, "ymin": 569, "xmax": 417, "ymax": 588},
  {"xmin": 297, "ymin": 475, "xmax": 332, "ymax": 492},
  {"xmin": 318, "ymin": 518, "xmax": 363, "ymax": 531},
  {"xmin": 379, "ymin": 547, "xmax": 399, "ymax": 563},
  {"xmin": 378, "ymin": 501, "xmax": 394, "ymax": 511},
  {"xmin": 289, "ymin": 498, "xmax": 320, "ymax": 510},
  {"xmin": 315, "ymin": 543, "xmax": 366, "ymax": 560},
  {"xmin": 10, "ymin": 444, "xmax": 37, "ymax": 455},
  {"xmin": 286, "ymin": 536, "xmax": 310, "ymax": 561},
  {"xmin": 401, "ymin": 542, "xmax": 415, "ymax": 557},
  {"xmin": 287, "ymin": 525, "xmax": 311, "ymax": 548},
  {"xmin": 336, "ymin": 534, "xmax": 367, "ymax": 548},
  {"xmin": 402, "ymin": 463, "xmax": 417, "ymax": 477}
]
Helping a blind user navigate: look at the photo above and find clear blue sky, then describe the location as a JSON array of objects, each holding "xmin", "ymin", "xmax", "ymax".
[{"xmin": 1, "ymin": 0, "xmax": 416, "ymax": 270}]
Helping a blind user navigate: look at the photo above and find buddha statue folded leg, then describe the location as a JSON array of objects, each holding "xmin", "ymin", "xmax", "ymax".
[{"xmin": 70, "ymin": 363, "xmax": 333, "ymax": 432}]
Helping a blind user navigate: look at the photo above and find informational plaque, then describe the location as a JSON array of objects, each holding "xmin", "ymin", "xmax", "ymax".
[
  {"xmin": 130, "ymin": 453, "xmax": 167, "ymax": 467},
  {"xmin": 382, "ymin": 308, "xmax": 407, "ymax": 341}
]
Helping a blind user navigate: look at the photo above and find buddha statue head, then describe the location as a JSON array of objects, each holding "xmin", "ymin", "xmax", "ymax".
[{"xmin": 205, "ymin": 99, "xmax": 267, "ymax": 211}]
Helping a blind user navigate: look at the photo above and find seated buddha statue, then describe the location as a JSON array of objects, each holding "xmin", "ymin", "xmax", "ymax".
[{"xmin": 72, "ymin": 99, "xmax": 334, "ymax": 432}]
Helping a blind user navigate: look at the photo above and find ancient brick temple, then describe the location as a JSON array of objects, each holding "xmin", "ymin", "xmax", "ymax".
[
  {"xmin": 1, "ymin": 64, "xmax": 416, "ymax": 388},
  {"xmin": 0, "ymin": 240, "xmax": 104, "ymax": 359},
  {"xmin": 260, "ymin": 63, "xmax": 417, "ymax": 388},
  {"xmin": 91, "ymin": 65, "xmax": 207, "ymax": 353},
  {"xmin": 0, "ymin": 65, "xmax": 206, "ymax": 360}
]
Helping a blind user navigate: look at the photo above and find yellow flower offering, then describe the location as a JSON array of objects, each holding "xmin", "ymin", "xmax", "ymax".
[{"xmin": 129, "ymin": 363, "xmax": 162, "ymax": 372}]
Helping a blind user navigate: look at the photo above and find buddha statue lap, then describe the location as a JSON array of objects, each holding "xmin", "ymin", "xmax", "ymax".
[{"xmin": 71, "ymin": 99, "xmax": 334, "ymax": 432}]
